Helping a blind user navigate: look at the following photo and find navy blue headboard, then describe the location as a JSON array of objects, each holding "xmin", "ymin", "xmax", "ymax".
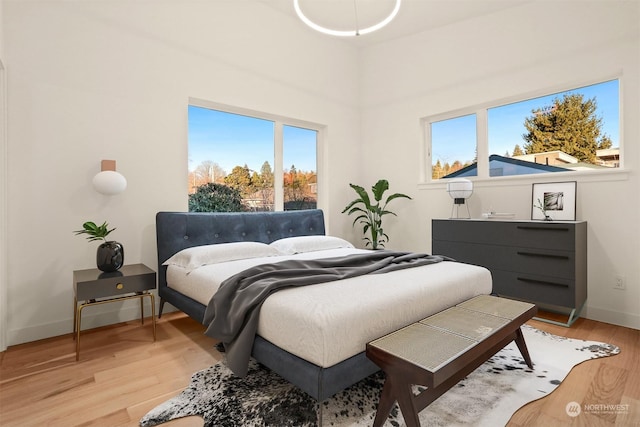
[{"xmin": 155, "ymin": 209, "xmax": 326, "ymax": 291}]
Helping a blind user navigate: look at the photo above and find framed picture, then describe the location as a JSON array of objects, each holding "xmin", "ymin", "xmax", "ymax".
[{"xmin": 531, "ymin": 181, "xmax": 577, "ymax": 221}]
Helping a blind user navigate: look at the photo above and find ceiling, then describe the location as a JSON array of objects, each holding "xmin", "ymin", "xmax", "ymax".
[{"xmin": 262, "ymin": 0, "xmax": 531, "ymax": 48}]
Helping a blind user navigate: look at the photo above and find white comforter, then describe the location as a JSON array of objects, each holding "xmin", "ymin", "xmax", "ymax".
[{"xmin": 167, "ymin": 248, "xmax": 492, "ymax": 368}]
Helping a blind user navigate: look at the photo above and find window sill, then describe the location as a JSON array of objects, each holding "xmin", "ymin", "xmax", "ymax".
[{"xmin": 418, "ymin": 168, "xmax": 630, "ymax": 190}]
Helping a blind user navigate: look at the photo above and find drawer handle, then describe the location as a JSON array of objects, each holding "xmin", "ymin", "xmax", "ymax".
[
  {"xmin": 517, "ymin": 277, "xmax": 569, "ymax": 288},
  {"xmin": 116, "ymin": 283, "xmax": 124, "ymax": 290},
  {"xmin": 517, "ymin": 251, "xmax": 569, "ymax": 260},
  {"xmin": 516, "ymin": 226, "xmax": 569, "ymax": 232}
]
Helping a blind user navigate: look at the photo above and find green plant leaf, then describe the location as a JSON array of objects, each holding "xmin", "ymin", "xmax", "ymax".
[
  {"xmin": 385, "ymin": 193, "xmax": 412, "ymax": 204},
  {"xmin": 73, "ymin": 220, "xmax": 115, "ymax": 242},
  {"xmin": 351, "ymin": 214, "xmax": 368, "ymax": 227},
  {"xmin": 343, "ymin": 202, "xmax": 366, "ymax": 215},
  {"xmin": 371, "ymin": 179, "xmax": 389, "ymax": 202},
  {"xmin": 349, "ymin": 184, "xmax": 372, "ymax": 208},
  {"xmin": 379, "ymin": 209, "xmax": 397, "ymax": 217},
  {"xmin": 347, "ymin": 207, "xmax": 368, "ymax": 218}
]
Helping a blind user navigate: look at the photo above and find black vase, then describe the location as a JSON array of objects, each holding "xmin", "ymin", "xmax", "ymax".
[{"xmin": 96, "ymin": 241, "xmax": 124, "ymax": 272}]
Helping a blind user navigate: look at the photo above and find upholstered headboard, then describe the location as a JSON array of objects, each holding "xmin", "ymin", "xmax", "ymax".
[{"xmin": 155, "ymin": 209, "xmax": 326, "ymax": 321}]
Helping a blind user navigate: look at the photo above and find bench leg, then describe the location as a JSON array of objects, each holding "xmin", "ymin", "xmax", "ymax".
[
  {"xmin": 514, "ymin": 327, "xmax": 533, "ymax": 369},
  {"xmin": 395, "ymin": 380, "xmax": 421, "ymax": 427},
  {"xmin": 373, "ymin": 376, "xmax": 396, "ymax": 427},
  {"xmin": 373, "ymin": 376, "xmax": 421, "ymax": 427}
]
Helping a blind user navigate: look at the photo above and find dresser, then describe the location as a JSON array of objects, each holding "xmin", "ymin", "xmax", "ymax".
[{"xmin": 432, "ymin": 219, "xmax": 587, "ymax": 326}]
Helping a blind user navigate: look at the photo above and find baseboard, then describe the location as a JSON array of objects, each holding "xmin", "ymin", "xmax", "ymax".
[
  {"xmin": 583, "ymin": 305, "xmax": 640, "ymax": 330},
  {"xmin": 6, "ymin": 302, "xmax": 163, "ymax": 347},
  {"xmin": 8, "ymin": 301, "xmax": 635, "ymax": 347}
]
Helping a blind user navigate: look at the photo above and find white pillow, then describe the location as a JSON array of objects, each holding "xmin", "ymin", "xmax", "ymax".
[
  {"xmin": 270, "ymin": 235, "xmax": 354, "ymax": 254},
  {"xmin": 163, "ymin": 242, "xmax": 282, "ymax": 272}
]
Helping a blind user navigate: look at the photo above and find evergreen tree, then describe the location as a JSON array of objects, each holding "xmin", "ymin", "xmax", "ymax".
[
  {"xmin": 258, "ymin": 161, "xmax": 274, "ymax": 188},
  {"xmin": 255, "ymin": 161, "xmax": 274, "ymax": 209},
  {"xmin": 224, "ymin": 164, "xmax": 253, "ymax": 197},
  {"xmin": 450, "ymin": 160, "xmax": 463, "ymax": 174},
  {"xmin": 512, "ymin": 144, "xmax": 524, "ymax": 156},
  {"xmin": 432, "ymin": 160, "xmax": 443, "ymax": 179},
  {"xmin": 522, "ymin": 94, "xmax": 612, "ymax": 163}
]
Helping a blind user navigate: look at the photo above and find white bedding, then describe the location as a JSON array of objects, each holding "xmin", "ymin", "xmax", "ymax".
[{"xmin": 167, "ymin": 248, "xmax": 492, "ymax": 368}]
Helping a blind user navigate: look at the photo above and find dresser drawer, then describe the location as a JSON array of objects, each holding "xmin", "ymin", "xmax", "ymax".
[
  {"xmin": 434, "ymin": 241, "xmax": 575, "ymax": 279},
  {"xmin": 492, "ymin": 270, "xmax": 576, "ymax": 308},
  {"xmin": 432, "ymin": 220, "xmax": 512, "ymax": 246},
  {"xmin": 512, "ymin": 247, "xmax": 575, "ymax": 279},
  {"xmin": 432, "ymin": 240, "xmax": 511, "ymax": 271},
  {"xmin": 513, "ymin": 223, "xmax": 575, "ymax": 251}
]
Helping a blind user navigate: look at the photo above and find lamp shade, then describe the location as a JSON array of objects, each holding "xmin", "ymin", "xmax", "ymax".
[
  {"xmin": 93, "ymin": 170, "xmax": 127, "ymax": 195},
  {"xmin": 446, "ymin": 178, "xmax": 473, "ymax": 200}
]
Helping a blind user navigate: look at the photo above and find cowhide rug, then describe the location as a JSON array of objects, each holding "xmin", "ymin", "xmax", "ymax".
[{"xmin": 140, "ymin": 326, "xmax": 619, "ymax": 427}]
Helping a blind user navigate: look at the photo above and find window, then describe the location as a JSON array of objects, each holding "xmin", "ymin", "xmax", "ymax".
[
  {"xmin": 283, "ymin": 125, "xmax": 318, "ymax": 210},
  {"xmin": 425, "ymin": 79, "xmax": 620, "ymax": 180},
  {"xmin": 188, "ymin": 101, "xmax": 319, "ymax": 212},
  {"xmin": 431, "ymin": 114, "xmax": 477, "ymax": 179}
]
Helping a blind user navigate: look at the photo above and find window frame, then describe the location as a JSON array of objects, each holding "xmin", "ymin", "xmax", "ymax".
[
  {"xmin": 188, "ymin": 97, "xmax": 325, "ymax": 211},
  {"xmin": 420, "ymin": 76, "xmax": 624, "ymax": 186}
]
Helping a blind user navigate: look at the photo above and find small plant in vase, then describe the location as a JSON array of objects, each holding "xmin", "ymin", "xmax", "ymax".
[
  {"xmin": 534, "ymin": 198, "xmax": 552, "ymax": 221},
  {"xmin": 342, "ymin": 179, "xmax": 412, "ymax": 250},
  {"xmin": 74, "ymin": 221, "xmax": 124, "ymax": 272}
]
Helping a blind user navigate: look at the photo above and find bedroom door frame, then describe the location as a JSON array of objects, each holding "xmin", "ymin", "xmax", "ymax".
[{"xmin": 0, "ymin": 58, "xmax": 7, "ymax": 352}]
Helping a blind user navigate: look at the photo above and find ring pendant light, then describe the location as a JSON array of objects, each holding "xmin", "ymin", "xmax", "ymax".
[{"xmin": 293, "ymin": 0, "xmax": 402, "ymax": 37}]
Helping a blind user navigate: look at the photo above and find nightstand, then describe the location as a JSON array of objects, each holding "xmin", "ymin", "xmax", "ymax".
[{"xmin": 73, "ymin": 263, "xmax": 157, "ymax": 360}]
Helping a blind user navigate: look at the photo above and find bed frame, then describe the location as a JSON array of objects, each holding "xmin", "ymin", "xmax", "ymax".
[{"xmin": 155, "ymin": 209, "xmax": 379, "ymax": 401}]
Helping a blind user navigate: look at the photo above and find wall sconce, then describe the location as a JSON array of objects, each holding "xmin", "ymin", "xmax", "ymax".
[
  {"xmin": 92, "ymin": 160, "xmax": 127, "ymax": 195},
  {"xmin": 447, "ymin": 178, "xmax": 473, "ymax": 219}
]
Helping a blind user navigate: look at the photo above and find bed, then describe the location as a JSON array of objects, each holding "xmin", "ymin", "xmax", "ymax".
[{"xmin": 155, "ymin": 209, "xmax": 492, "ymax": 401}]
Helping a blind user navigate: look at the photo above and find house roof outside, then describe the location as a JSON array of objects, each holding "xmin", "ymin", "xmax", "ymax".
[
  {"xmin": 595, "ymin": 148, "xmax": 620, "ymax": 167},
  {"xmin": 445, "ymin": 154, "xmax": 569, "ymax": 178},
  {"xmin": 513, "ymin": 150, "xmax": 579, "ymax": 165},
  {"xmin": 443, "ymin": 149, "xmax": 620, "ymax": 178}
]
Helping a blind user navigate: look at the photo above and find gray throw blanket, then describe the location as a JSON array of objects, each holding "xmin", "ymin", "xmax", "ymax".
[{"xmin": 203, "ymin": 251, "xmax": 452, "ymax": 377}]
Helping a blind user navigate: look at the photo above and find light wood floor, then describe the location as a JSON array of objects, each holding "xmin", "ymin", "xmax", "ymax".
[{"xmin": 0, "ymin": 312, "xmax": 638, "ymax": 426}]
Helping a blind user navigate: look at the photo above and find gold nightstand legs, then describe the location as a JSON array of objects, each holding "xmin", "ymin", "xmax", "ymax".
[
  {"xmin": 150, "ymin": 293, "xmax": 156, "ymax": 340},
  {"xmin": 75, "ymin": 304, "xmax": 84, "ymax": 361},
  {"xmin": 73, "ymin": 292, "xmax": 156, "ymax": 361}
]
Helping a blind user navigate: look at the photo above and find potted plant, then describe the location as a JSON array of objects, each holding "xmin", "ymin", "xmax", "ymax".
[
  {"xmin": 74, "ymin": 221, "xmax": 124, "ymax": 272},
  {"xmin": 342, "ymin": 179, "xmax": 412, "ymax": 250}
]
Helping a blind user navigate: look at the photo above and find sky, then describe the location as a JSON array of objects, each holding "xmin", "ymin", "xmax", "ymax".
[
  {"xmin": 431, "ymin": 79, "xmax": 620, "ymax": 165},
  {"xmin": 188, "ymin": 106, "xmax": 317, "ymax": 174},
  {"xmin": 189, "ymin": 79, "xmax": 619, "ymax": 175}
]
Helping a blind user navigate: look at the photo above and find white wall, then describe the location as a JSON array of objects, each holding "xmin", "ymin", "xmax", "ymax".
[
  {"xmin": 359, "ymin": 1, "xmax": 640, "ymax": 329},
  {"xmin": 4, "ymin": 1, "xmax": 639, "ymax": 347},
  {"xmin": 3, "ymin": 1, "xmax": 363, "ymax": 345}
]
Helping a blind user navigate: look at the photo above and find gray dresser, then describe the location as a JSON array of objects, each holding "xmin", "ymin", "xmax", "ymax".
[{"xmin": 432, "ymin": 219, "xmax": 587, "ymax": 326}]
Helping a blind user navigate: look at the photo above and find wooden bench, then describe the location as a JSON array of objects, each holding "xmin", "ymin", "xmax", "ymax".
[{"xmin": 366, "ymin": 295, "xmax": 537, "ymax": 427}]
